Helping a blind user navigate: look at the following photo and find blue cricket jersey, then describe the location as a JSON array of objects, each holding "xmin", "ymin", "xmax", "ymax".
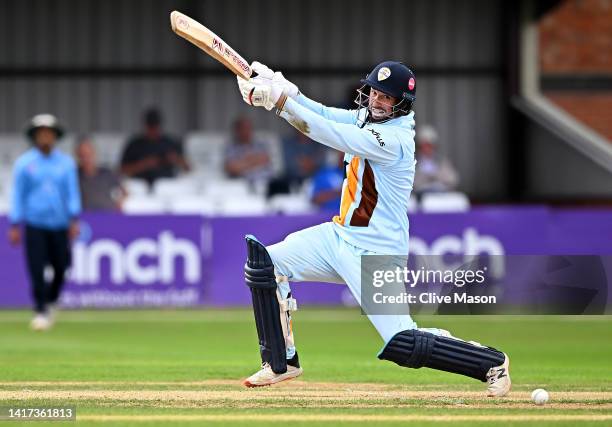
[{"xmin": 9, "ymin": 147, "xmax": 81, "ymax": 230}]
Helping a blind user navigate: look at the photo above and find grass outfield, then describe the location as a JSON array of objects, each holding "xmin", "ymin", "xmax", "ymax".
[{"xmin": 0, "ymin": 309, "xmax": 610, "ymax": 426}]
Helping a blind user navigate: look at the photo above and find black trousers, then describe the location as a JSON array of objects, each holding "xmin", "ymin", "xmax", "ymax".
[{"xmin": 24, "ymin": 225, "xmax": 72, "ymax": 313}]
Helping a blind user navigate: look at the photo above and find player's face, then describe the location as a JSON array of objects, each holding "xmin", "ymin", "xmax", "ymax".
[
  {"xmin": 77, "ymin": 142, "xmax": 97, "ymax": 169},
  {"xmin": 368, "ymin": 88, "xmax": 397, "ymax": 120},
  {"xmin": 33, "ymin": 128, "xmax": 57, "ymax": 154}
]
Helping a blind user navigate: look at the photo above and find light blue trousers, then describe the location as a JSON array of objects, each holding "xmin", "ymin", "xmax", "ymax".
[{"xmin": 267, "ymin": 222, "xmax": 422, "ymax": 358}]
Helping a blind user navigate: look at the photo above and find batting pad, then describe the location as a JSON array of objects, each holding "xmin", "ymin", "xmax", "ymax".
[
  {"xmin": 378, "ymin": 329, "xmax": 505, "ymax": 382},
  {"xmin": 244, "ymin": 235, "xmax": 287, "ymax": 374}
]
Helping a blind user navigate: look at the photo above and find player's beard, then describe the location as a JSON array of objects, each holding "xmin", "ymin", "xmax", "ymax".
[{"xmin": 370, "ymin": 107, "xmax": 391, "ymax": 121}]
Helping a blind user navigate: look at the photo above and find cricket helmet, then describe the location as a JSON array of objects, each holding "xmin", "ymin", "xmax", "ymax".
[
  {"xmin": 361, "ymin": 61, "xmax": 416, "ymax": 104},
  {"xmin": 355, "ymin": 61, "xmax": 416, "ymax": 123}
]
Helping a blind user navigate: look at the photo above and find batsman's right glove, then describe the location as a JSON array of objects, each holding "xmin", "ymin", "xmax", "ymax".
[{"xmin": 237, "ymin": 76, "xmax": 287, "ymax": 111}]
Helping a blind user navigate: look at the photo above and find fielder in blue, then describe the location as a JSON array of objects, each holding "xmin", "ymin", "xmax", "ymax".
[
  {"xmin": 8, "ymin": 114, "xmax": 81, "ymax": 331},
  {"xmin": 237, "ymin": 61, "xmax": 511, "ymax": 396}
]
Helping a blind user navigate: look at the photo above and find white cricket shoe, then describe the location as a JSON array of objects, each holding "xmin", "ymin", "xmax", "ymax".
[
  {"xmin": 486, "ymin": 353, "xmax": 511, "ymax": 397},
  {"xmin": 30, "ymin": 314, "xmax": 52, "ymax": 331},
  {"xmin": 243, "ymin": 362, "xmax": 303, "ymax": 388}
]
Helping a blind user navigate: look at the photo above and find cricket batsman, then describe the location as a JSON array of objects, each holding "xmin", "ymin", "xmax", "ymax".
[{"xmin": 236, "ymin": 61, "xmax": 511, "ymax": 397}]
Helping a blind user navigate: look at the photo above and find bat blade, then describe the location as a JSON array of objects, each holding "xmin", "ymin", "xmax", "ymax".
[{"xmin": 170, "ymin": 10, "xmax": 253, "ymax": 80}]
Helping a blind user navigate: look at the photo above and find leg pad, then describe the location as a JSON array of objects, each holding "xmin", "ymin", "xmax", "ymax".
[
  {"xmin": 244, "ymin": 235, "xmax": 287, "ymax": 374},
  {"xmin": 378, "ymin": 329, "xmax": 505, "ymax": 382}
]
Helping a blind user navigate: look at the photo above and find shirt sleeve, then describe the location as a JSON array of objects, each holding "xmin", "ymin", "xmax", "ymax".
[
  {"xmin": 280, "ymin": 97, "xmax": 404, "ymax": 165},
  {"xmin": 66, "ymin": 160, "xmax": 82, "ymax": 218},
  {"xmin": 8, "ymin": 161, "xmax": 26, "ymax": 224},
  {"xmin": 294, "ymin": 94, "xmax": 358, "ymax": 124}
]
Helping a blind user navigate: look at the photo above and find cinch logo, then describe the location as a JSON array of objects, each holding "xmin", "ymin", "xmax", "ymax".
[
  {"xmin": 409, "ymin": 227, "xmax": 505, "ymax": 278},
  {"xmin": 70, "ymin": 231, "xmax": 201, "ymax": 286}
]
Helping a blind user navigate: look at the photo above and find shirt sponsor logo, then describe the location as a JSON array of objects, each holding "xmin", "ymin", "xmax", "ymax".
[{"xmin": 367, "ymin": 128, "xmax": 385, "ymax": 147}]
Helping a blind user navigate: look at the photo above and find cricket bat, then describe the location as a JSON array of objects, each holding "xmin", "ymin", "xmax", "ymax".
[{"xmin": 170, "ymin": 10, "xmax": 253, "ymax": 80}]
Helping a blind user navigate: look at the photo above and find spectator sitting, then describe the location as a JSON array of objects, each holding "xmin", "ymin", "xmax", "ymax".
[
  {"xmin": 310, "ymin": 150, "xmax": 344, "ymax": 212},
  {"xmin": 282, "ymin": 128, "xmax": 324, "ymax": 184},
  {"xmin": 75, "ymin": 136, "xmax": 126, "ymax": 211},
  {"xmin": 413, "ymin": 125, "xmax": 459, "ymax": 195},
  {"xmin": 223, "ymin": 116, "xmax": 273, "ymax": 181},
  {"xmin": 268, "ymin": 128, "xmax": 324, "ymax": 196},
  {"xmin": 120, "ymin": 108, "xmax": 190, "ymax": 187}
]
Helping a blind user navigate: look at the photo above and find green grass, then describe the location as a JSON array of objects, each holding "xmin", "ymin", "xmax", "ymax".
[{"xmin": 0, "ymin": 309, "xmax": 610, "ymax": 426}]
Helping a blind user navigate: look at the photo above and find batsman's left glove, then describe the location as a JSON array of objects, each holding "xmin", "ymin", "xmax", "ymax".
[{"xmin": 237, "ymin": 76, "xmax": 286, "ymax": 111}]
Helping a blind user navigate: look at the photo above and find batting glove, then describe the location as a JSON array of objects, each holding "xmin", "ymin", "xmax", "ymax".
[
  {"xmin": 251, "ymin": 61, "xmax": 300, "ymax": 98},
  {"xmin": 237, "ymin": 76, "xmax": 286, "ymax": 111}
]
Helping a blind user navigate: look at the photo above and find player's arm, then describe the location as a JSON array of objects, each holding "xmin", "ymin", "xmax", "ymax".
[
  {"xmin": 237, "ymin": 75, "xmax": 406, "ymax": 164},
  {"xmin": 7, "ymin": 161, "xmax": 27, "ymax": 245},
  {"xmin": 8, "ymin": 161, "xmax": 26, "ymax": 226},
  {"xmin": 279, "ymin": 97, "xmax": 403, "ymax": 164},
  {"xmin": 293, "ymin": 94, "xmax": 357, "ymax": 125}
]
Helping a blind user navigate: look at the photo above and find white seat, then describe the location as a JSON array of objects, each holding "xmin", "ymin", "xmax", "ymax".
[
  {"xmin": 0, "ymin": 197, "xmax": 8, "ymax": 214},
  {"xmin": 0, "ymin": 133, "xmax": 27, "ymax": 166},
  {"xmin": 255, "ymin": 131, "xmax": 283, "ymax": 176},
  {"xmin": 407, "ymin": 195, "xmax": 418, "ymax": 213},
  {"xmin": 185, "ymin": 132, "xmax": 226, "ymax": 177},
  {"xmin": 169, "ymin": 196, "xmax": 215, "ymax": 215},
  {"xmin": 203, "ymin": 179, "xmax": 251, "ymax": 199},
  {"xmin": 122, "ymin": 195, "xmax": 166, "ymax": 214},
  {"xmin": 420, "ymin": 192, "xmax": 470, "ymax": 213},
  {"xmin": 153, "ymin": 177, "xmax": 201, "ymax": 199},
  {"xmin": 90, "ymin": 132, "xmax": 127, "ymax": 168},
  {"xmin": 122, "ymin": 179, "xmax": 149, "ymax": 196},
  {"xmin": 217, "ymin": 195, "xmax": 268, "ymax": 216},
  {"xmin": 269, "ymin": 194, "xmax": 313, "ymax": 215}
]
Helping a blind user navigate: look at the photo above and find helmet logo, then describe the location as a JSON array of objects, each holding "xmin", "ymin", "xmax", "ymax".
[
  {"xmin": 377, "ymin": 67, "xmax": 391, "ymax": 81},
  {"xmin": 408, "ymin": 77, "xmax": 416, "ymax": 90}
]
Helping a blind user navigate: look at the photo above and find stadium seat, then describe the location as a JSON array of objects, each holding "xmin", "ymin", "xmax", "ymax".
[
  {"xmin": 217, "ymin": 195, "xmax": 268, "ymax": 216},
  {"xmin": 122, "ymin": 179, "xmax": 149, "ymax": 196},
  {"xmin": 185, "ymin": 132, "xmax": 227, "ymax": 178},
  {"xmin": 153, "ymin": 177, "xmax": 202, "ymax": 199},
  {"xmin": 90, "ymin": 132, "xmax": 127, "ymax": 167},
  {"xmin": 122, "ymin": 195, "xmax": 166, "ymax": 214},
  {"xmin": 420, "ymin": 192, "xmax": 471, "ymax": 213},
  {"xmin": 169, "ymin": 196, "xmax": 216, "ymax": 216},
  {"xmin": 407, "ymin": 195, "xmax": 418, "ymax": 213},
  {"xmin": 0, "ymin": 133, "xmax": 27, "ymax": 166},
  {"xmin": 269, "ymin": 194, "xmax": 314, "ymax": 215},
  {"xmin": 0, "ymin": 197, "xmax": 8, "ymax": 214},
  {"xmin": 254, "ymin": 131, "xmax": 283, "ymax": 176},
  {"xmin": 203, "ymin": 179, "xmax": 251, "ymax": 199}
]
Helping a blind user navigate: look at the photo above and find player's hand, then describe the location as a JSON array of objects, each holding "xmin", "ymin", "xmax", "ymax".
[
  {"xmin": 237, "ymin": 76, "xmax": 284, "ymax": 111},
  {"xmin": 251, "ymin": 61, "xmax": 299, "ymax": 98},
  {"xmin": 251, "ymin": 61, "xmax": 275, "ymax": 80},
  {"xmin": 8, "ymin": 225, "xmax": 20, "ymax": 246},
  {"xmin": 68, "ymin": 221, "xmax": 80, "ymax": 241}
]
